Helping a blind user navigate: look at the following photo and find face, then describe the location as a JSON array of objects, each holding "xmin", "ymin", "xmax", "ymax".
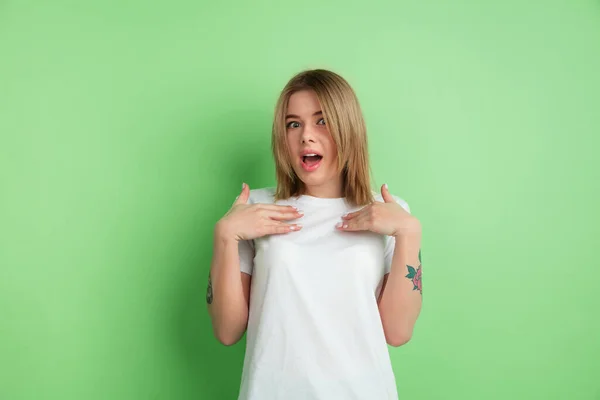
[{"xmin": 285, "ymin": 90, "xmax": 341, "ymax": 198}]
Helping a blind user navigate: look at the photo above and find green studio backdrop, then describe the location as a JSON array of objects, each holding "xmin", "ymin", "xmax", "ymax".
[{"xmin": 1, "ymin": 1, "xmax": 599, "ymax": 399}]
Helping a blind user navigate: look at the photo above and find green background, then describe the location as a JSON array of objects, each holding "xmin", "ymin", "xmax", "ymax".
[{"xmin": 1, "ymin": 1, "xmax": 599, "ymax": 399}]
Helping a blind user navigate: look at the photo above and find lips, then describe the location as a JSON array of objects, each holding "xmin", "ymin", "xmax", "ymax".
[{"xmin": 300, "ymin": 150, "xmax": 323, "ymax": 172}]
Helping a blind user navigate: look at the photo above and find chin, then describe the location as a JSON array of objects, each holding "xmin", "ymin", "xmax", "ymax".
[
  {"xmin": 299, "ymin": 176, "xmax": 324, "ymax": 187},
  {"xmin": 294, "ymin": 169, "xmax": 333, "ymax": 188}
]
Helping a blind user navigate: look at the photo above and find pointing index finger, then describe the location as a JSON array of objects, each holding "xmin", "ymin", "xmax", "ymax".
[
  {"xmin": 259, "ymin": 204, "xmax": 301, "ymax": 213},
  {"xmin": 342, "ymin": 209, "xmax": 363, "ymax": 220}
]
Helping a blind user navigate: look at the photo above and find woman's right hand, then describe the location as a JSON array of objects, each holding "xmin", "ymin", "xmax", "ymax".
[{"xmin": 216, "ymin": 183, "xmax": 303, "ymax": 242}]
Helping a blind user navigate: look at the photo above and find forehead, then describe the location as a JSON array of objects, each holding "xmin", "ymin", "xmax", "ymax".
[{"xmin": 286, "ymin": 90, "xmax": 322, "ymax": 115}]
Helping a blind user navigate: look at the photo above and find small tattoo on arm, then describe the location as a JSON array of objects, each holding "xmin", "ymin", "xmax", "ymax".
[
  {"xmin": 206, "ymin": 273, "xmax": 213, "ymax": 304},
  {"xmin": 405, "ymin": 249, "xmax": 422, "ymax": 295}
]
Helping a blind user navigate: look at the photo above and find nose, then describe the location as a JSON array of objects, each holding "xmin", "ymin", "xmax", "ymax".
[{"xmin": 300, "ymin": 125, "xmax": 316, "ymax": 144}]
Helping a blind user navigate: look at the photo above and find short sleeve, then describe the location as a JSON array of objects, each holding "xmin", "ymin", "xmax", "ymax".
[
  {"xmin": 231, "ymin": 187, "xmax": 276, "ymax": 275},
  {"xmin": 383, "ymin": 196, "xmax": 411, "ymax": 274},
  {"xmin": 238, "ymin": 239, "xmax": 255, "ymax": 275},
  {"xmin": 235, "ymin": 190, "xmax": 257, "ymax": 275}
]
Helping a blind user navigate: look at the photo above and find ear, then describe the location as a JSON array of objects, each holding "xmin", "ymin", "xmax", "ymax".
[{"xmin": 381, "ymin": 183, "xmax": 395, "ymax": 203}]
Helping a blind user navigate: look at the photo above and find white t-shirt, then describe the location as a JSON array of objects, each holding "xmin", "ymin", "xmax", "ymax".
[{"xmin": 237, "ymin": 187, "xmax": 411, "ymax": 400}]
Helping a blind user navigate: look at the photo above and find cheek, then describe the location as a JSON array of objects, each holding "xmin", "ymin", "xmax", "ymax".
[
  {"xmin": 324, "ymin": 149, "xmax": 338, "ymax": 173},
  {"xmin": 325, "ymin": 137, "xmax": 338, "ymax": 164},
  {"xmin": 326, "ymin": 156, "xmax": 338, "ymax": 173},
  {"xmin": 286, "ymin": 136, "xmax": 298, "ymax": 156}
]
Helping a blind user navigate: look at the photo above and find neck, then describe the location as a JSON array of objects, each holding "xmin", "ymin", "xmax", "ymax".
[{"xmin": 302, "ymin": 179, "xmax": 344, "ymax": 199}]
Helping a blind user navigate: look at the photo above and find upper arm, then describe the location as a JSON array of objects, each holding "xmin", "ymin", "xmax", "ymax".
[
  {"xmin": 379, "ymin": 194, "xmax": 410, "ymax": 301},
  {"xmin": 241, "ymin": 272, "xmax": 251, "ymax": 308},
  {"xmin": 376, "ymin": 273, "xmax": 389, "ymax": 305},
  {"xmin": 239, "ymin": 239, "xmax": 253, "ymax": 308},
  {"xmin": 383, "ymin": 194, "xmax": 411, "ymax": 274}
]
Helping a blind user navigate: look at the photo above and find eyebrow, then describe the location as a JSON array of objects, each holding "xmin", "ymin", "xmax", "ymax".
[{"xmin": 285, "ymin": 110, "xmax": 323, "ymax": 119}]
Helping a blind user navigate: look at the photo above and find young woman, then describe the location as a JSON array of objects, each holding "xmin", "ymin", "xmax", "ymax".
[{"xmin": 207, "ymin": 69, "xmax": 423, "ymax": 400}]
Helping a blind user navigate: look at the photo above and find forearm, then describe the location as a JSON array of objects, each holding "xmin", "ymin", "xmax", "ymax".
[
  {"xmin": 378, "ymin": 233, "xmax": 422, "ymax": 346},
  {"xmin": 207, "ymin": 225, "xmax": 249, "ymax": 345}
]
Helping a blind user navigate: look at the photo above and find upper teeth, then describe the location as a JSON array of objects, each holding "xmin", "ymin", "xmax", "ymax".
[{"xmin": 305, "ymin": 154, "xmax": 317, "ymax": 156}]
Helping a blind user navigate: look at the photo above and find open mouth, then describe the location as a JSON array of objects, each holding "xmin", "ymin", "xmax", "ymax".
[{"xmin": 300, "ymin": 153, "xmax": 323, "ymax": 172}]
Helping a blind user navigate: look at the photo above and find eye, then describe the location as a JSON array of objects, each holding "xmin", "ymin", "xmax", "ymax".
[
  {"xmin": 317, "ymin": 118, "xmax": 326, "ymax": 125},
  {"xmin": 286, "ymin": 121, "xmax": 300, "ymax": 129}
]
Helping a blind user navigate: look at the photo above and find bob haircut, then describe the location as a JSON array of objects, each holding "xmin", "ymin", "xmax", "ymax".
[{"xmin": 271, "ymin": 69, "xmax": 374, "ymax": 206}]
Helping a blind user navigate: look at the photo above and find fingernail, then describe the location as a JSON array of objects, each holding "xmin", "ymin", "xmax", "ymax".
[
  {"xmin": 384, "ymin": 183, "xmax": 388, "ymax": 190},
  {"xmin": 242, "ymin": 183, "xmax": 246, "ymax": 189},
  {"xmin": 336, "ymin": 222, "xmax": 343, "ymax": 228}
]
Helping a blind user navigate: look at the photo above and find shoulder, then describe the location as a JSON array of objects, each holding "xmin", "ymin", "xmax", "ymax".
[
  {"xmin": 247, "ymin": 186, "xmax": 276, "ymax": 205},
  {"xmin": 372, "ymin": 190, "xmax": 411, "ymax": 214}
]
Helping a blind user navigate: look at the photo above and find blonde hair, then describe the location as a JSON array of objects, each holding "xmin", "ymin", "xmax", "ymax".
[{"xmin": 271, "ymin": 69, "xmax": 374, "ymax": 206}]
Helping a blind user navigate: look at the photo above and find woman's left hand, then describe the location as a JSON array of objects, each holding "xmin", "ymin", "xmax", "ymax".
[{"xmin": 336, "ymin": 184, "xmax": 421, "ymax": 238}]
